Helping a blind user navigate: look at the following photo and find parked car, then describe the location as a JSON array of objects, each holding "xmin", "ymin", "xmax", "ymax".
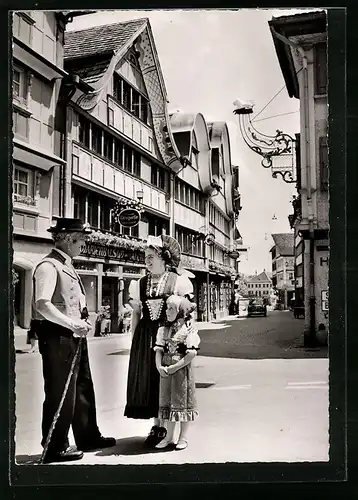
[{"xmin": 247, "ymin": 298, "xmax": 267, "ymax": 317}]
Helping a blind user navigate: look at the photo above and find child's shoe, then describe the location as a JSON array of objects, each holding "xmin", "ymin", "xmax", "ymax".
[
  {"xmin": 175, "ymin": 439, "xmax": 188, "ymax": 450},
  {"xmin": 155, "ymin": 437, "xmax": 174, "ymax": 449}
]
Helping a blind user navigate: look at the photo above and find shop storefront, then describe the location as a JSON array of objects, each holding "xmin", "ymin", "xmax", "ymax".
[
  {"xmin": 74, "ymin": 235, "xmax": 146, "ymax": 335},
  {"xmin": 13, "ymin": 238, "xmax": 54, "ymax": 329},
  {"xmin": 208, "ymin": 261, "xmax": 236, "ymax": 320},
  {"xmin": 180, "ymin": 254, "xmax": 209, "ymax": 322}
]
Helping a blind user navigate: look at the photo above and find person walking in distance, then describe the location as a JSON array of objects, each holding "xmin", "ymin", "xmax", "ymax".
[{"xmin": 32, "ymin": 218, "xmax": 115, "ymax": 463}]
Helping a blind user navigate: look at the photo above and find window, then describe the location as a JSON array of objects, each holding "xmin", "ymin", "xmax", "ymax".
[
  {"xmin": 13, "ymin": 109, "xmax": 29, "ymax": 139},
  {"xmin": 120, "ymin": 225, "xmax": 139, "ymax": 238},
  {"xmin": 108, "ymin": 108, "xmax": 114, "ymax": 127},
  {"xmin": 79, "ymin": 115, "xmax": 90, "ymax": 148},
  {"xmin": 151, "ymin": 165, "xmax": 168, "ymax": 191},
  {"xmin": 314, "ymin": 42, "xmax": 327, "ymax": 95},
  {"xmin": 113, "ymin": 74, "xmax": 122, "ymax": 102},
  {"xmin": 100, "ymin": 201, "xmax": 113, "ymax": 231},
  {"xmin": 72, "ymin": 154, "xmax": 79, "ymax": 175},
  {"xmin": 148, "ymin": 216, "xmax": 169, "ymax": 237},
  {"xmin": 133, "ymin": 152, "xmax": 141, "ymax": 177},
  {"xmin": 13, "ymin": 67, "xmax": 27, "ymax": 102},
  {"xmin": 175, "ymin": 178, "xmax": 205, "ymax": 213},
  {"xmin": 13, "ymin": 165, "xmax": 35, "ymax": 204},
  {"xmin": 319, "ymin": 135, "xmax": 328, "ymax": 191},
  {"xmin": 122, "ymin": 80, "xmax": 131, "ymax": 110},
  {"xmin": 141, "ymin": 100, "xmax": 148, "ymax": 124},
  {"xmin": 114, "ymin": 139, "xmax": 123, "ymax": 167},
  {"xmin": 87, "ymin": 192, "xmax": 99, "ymax": 228},
  {"xmin": 91, "ymin": 124, "xmax": 102, "ymax": 155},
  {"xmin": 73, "ymin": 188, "xmax": 86, "ymax": 222},
  {"xmin": 175, "ymin": 225, "xmax": 205, "ymax": 258},
  {"xmin": 131, "ymin": 91, "xmax": 140, "ymax": 118},
  {"xmin": 148, "ymin": 136, "xmax": 153, "ymax": 152},
  {"xmin": 123, "ymin": 145, "xmax": 132, "ymax": 173},
  {"xmin": 103, "ymin": 132, "xmax": 113, "ymax": 162}
]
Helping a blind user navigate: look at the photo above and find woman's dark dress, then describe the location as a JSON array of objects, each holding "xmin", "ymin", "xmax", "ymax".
[{"xmin": 124, "ymin": 272, "xmax": 178, "ymax": 419}]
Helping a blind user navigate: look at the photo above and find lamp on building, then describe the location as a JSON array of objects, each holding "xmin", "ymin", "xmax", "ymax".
[
  {"xmin": 233, "ymin": 99, "xmax": 296, "ymax": 184},
  {"xmin": 136, "ymin": 189, "xmax": 144, "ymax": 202}
]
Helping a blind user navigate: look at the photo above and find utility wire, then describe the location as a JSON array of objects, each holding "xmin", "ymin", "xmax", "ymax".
[
  {"xmin": 253, "ymin": 110, "xmax": 299, "ymax": 123},
  {"xmin": 252, "ymin": 67, "xmax": 303, "ymax": 122},
  {"xmin": 252, "ymin": 84, "xmax": 287, "ymax": 122}
]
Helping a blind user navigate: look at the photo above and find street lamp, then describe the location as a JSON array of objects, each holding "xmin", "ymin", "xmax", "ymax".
[
  {"xmin": 136, "ymin": 189, "xmax": 144, "ymax": 202},
  {"xmin": 233, "ymin": 99, "xmax": 297, "ymax": 184}
]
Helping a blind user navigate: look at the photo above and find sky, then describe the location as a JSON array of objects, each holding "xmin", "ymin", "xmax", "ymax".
[{"xmin": 67, "ymin": 8, "xmax": 319, "ymax": 275}]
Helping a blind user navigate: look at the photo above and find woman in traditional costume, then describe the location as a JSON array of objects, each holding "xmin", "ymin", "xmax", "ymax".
[{"xmin": 124, "ymin": 235, "xmax": 193, "ymax": 447}]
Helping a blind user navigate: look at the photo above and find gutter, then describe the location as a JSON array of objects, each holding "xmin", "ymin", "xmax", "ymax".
[{"xmin": 270, "ymin": 27, "xmax": 316, "ymax": 346}]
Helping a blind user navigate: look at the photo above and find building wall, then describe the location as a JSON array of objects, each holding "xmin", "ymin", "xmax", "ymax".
[
  {"xmin": 12, "ymin": 11, "xmax": 66, "ymax": 329},
  {"xmin": 294, "ymin": 39, "xmax": 328, "ymax": 338}
]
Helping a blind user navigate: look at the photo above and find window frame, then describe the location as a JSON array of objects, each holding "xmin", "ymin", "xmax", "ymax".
[
  {"xmin": 314, "ymin": 42, "xmax": 328, "ymax": 96},
  {"xmin": 13, "ymin": 164, "xmax": 35, "ymax": 205}
]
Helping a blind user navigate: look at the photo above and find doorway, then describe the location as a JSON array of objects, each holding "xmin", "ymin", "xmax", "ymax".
[{"xmin": 102, "ymin": 277, "xmax": 120, "ymax": 333}]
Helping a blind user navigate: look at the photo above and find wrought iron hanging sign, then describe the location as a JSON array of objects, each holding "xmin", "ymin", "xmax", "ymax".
[
  {"xmin": 113, "ymin": 196, "xmax": 143, "ymax": 229},
  {"xmin": 233, "ymin": 99, "xmax": 296, "ymax": 184}
]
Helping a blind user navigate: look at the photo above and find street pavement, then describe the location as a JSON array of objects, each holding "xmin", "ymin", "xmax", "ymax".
[{"xmin": 13, "ymin": 310, "xmax": 329, "ymax": 465}]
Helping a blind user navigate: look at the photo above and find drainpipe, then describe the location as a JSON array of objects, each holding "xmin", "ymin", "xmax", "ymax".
[{"xmin": 270, "ymin": 27, "xmax": 316, "ymax": 346}]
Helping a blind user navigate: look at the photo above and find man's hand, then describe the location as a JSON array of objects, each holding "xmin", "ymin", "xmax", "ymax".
[
  {"xmin": 158, "ymin": 366, "xmax": 169, "ymax": 378},
  {"xmin": 71, "ymin": 319, "xmax": 90, "ymax": 337}
]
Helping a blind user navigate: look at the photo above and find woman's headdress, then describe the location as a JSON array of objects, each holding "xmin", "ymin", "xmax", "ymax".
[{"xmin": 146, "ymin": 234, "xmax": 181, "ymax": 269}]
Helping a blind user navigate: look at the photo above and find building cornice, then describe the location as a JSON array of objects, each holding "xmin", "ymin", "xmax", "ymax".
[{"xmin": 13, "ymin": 36, "xmax": 68, "ymax": 82}]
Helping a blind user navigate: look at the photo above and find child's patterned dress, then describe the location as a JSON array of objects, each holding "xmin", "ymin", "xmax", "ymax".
[{"xmin": 154, "ymin": 321, "xmax": 200, "ymax": 421}]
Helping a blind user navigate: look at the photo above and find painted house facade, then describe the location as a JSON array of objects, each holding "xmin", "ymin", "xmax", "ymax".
[
  {"xmin": 12, "ymin": 11, "xmax": 68, "ymax": 328},
  {"xmin": 63, "ymin": 18, "xmax": 242, "ymax": 327},
  {"xmin": 247, "ymin": 271, "xmax": 272, "ymax": 299},
  {"xmin": 269, "ymin": 11, "xmax": 328, "ymax": 342}
]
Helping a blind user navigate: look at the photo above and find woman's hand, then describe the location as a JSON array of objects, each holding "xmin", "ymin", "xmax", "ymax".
[
  {"xmin": 158, "ymin": 366, "xmax": 169, "ymax": 378},
  {"xmin": 166, "ymin": 365, "xmax": 177, "ymax": 375}
]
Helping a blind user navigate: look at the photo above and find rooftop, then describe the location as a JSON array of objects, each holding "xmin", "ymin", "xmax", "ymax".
[
  {"xmin": 268, "ymin": 10, "xmax": 327, "ymax": 98},
  {"xmin": 271, "ymin": 233, "xmax": 294, "ymax": 256},
  {"xmin": 64, "ymin": 18, "xmax": 148, "ymax": 60},
  {"xmin": 248, "ymin": 271, "xmax": 272, "ymax": 284}
]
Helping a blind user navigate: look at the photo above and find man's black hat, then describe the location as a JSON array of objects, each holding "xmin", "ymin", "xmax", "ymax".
[{"xmin": 47, "ymin": 218, "xmax": 92, "ymax": 234}]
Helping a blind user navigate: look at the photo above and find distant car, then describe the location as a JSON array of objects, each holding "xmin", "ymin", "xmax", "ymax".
[{"xmin": 247, "ymin": 298, "xmax": 267, "ymax": 317}]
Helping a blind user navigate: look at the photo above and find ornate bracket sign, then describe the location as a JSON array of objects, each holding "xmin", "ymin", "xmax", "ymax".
[
  {"xmin": 118, "ymin": 208, "xmax": 141, "ymax": 228},
  {"xmin": 233, "ymin": 102, "xmax": 296, "ymax": 184}
]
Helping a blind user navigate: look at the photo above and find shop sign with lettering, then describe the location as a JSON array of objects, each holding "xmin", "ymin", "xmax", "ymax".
[
  {"xmin": 81, "ymin": 243, "xmax": 145, "ymax": 264},
  {"xmin": 118, "ymin": 208, "xmax": 141, "ymax": 228}
]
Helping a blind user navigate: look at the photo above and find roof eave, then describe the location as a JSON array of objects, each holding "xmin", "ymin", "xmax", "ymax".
[{"xmin": 268, "ymin": 11, "xmax": 327, "ymax": 100}]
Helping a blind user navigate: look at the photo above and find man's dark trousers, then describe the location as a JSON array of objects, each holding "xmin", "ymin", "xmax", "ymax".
[{"xmin": 37, "ymin": 321, "xmax": 101, "ymax": 455}]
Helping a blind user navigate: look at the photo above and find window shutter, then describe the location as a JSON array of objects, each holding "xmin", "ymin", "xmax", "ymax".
[{"xmin": 314, "ymin": 43, "xmax": 327, "ymax": 95}]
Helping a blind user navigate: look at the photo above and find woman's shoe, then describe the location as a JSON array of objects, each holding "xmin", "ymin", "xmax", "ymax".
[{"xmin": 175, "ymin": 439, "xmax": 188, "ymax": 450}]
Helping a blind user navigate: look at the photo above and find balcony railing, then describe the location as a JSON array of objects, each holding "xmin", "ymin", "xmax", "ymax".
[
  {"xmin": 107, "ymin": 96, "xmax": 156, "ymax": 156},
  {"xmin": 72, "ymin": 143, "xmax": 169, "ymax": 215}
]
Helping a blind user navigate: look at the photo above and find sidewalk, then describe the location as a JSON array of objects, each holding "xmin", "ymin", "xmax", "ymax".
[{"xmin": 14, "ymin": 342, "xmax": 329, "ymax": 465}]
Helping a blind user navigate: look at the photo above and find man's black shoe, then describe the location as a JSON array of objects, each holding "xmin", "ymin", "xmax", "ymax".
[
  {"xmin": 43, "ymin": 445, "xmax": 83, "ymax": 464},
  {"xmin": 80, "ymin": 436, "xmax": 116, "ymax": 452}
]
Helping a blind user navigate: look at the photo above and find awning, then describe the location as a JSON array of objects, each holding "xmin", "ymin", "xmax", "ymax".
[
  {"xmin": 13, "ymin": 139, "xmax": 65, "ymax": 172},
  {"xmin": 14, "ymin": 37, "xmax": 68, "ymax": 82}
]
